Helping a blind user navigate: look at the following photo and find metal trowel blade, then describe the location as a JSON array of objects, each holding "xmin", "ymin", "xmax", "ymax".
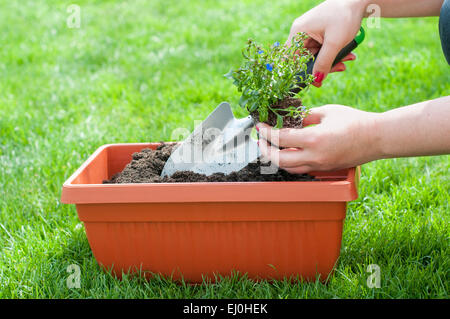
[{"xmin": 161, "ymin": 102, "xmax": 259, "ymax": 177}]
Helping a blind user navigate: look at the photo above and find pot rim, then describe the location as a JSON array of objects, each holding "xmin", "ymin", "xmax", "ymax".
[{"xmin": 61, "ymin": 143, "xmax": 360, "ymax": 204}]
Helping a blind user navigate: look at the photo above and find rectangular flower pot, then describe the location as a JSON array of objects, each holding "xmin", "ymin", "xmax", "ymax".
[{"xmin": 61, "ymin": 143, "xmax": 360, "ymax": 282}]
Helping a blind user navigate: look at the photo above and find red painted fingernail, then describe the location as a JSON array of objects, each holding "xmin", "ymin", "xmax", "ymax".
[
  {"xmin": 336, "ymin": 68, "xmax": 345, "ymax": 72},
  {"xmin": 314, "ymin": 72, "xmax": 324, "ymax": 83},
  {"xmin": 255, "ymin": 125, "xmax": 259, "ymax": 132}
]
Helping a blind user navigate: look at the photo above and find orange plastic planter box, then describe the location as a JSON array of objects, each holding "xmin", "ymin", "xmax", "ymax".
[{"xmin": 61, "ymin": 143, "xmax": 360, "ymax": 282}]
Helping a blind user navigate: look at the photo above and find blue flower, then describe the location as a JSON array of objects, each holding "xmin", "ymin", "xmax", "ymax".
[
  {"xmin": 266, "ymin": 63, "xmax": 273, "ymax": 71},
  {"xmin": 257, "ymin": 49, "xmax": 264, "ymax": 54},
  {"xmin": 273, "ymin": 41, "xmax": 280, "ymax": 47}
]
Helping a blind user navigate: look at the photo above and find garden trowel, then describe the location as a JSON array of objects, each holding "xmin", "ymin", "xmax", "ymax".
[
  {"xmin": 161, "ymin": 27, "xmax": 365, "ymax": 177},
  {"xmin": 161, "ymin": 102, "xmax": 258, "ymax": 177}
]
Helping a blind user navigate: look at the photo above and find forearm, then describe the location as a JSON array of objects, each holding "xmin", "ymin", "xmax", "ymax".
[
  {"xmin": 352, "ymin": 0, "xmax": 444, "ymax": 17},
  {"xmin": 374, "ymin": 96, "xmax": 450, "ymax": 159}
]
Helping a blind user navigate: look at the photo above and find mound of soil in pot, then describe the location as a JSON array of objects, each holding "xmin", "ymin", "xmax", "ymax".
[
  {"xmin": 103, "ymin": 143, "xmax": 316, "ymax": 183},
  {"xmin": 251, "ymin": 97, "xmax": 304, "ymax": 128}
]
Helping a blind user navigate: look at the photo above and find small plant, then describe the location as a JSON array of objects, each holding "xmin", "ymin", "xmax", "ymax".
[{"xmin": 225, "ymin": 32, "xmax": 314, "ymax": 128}]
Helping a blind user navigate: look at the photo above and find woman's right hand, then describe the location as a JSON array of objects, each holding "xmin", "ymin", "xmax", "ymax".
[{"xmin": 287, "ymin": 0, "xmax": 368, "ymax": 87}]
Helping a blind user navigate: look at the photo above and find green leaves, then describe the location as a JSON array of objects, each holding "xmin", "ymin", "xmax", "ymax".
[
  {"xmin": 225, "ymin": 33, "xmax": 314, "ymax": 128},
  {"xmin": 275, "ymin": 114, "xmax": 283, "ymax": 129},
  {"xmin": 247, "ymin": 100, "xmax": 258, "ymax": 112},
  {"xmin": 224, "ymin": 70, "xmax": 234, "ymax": 80},
  {"xmin": 238, "ymin": 93, "xmax": 249, "ymax": 108}
]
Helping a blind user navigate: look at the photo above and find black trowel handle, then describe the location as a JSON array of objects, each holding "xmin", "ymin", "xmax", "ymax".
[{"xmin": 292, "ymin": 26, "xmax": 365, "ymax": 93}]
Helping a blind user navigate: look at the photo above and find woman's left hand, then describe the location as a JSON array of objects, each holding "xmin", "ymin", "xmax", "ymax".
[{"xmin": 256, "ymin": 104, "xmax": 380, "ymax": 174}]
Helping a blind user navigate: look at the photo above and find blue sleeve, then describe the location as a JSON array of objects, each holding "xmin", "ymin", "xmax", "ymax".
[{"xmin": 439, "ymin": 0, "xmax": 450, "ymax": 64}]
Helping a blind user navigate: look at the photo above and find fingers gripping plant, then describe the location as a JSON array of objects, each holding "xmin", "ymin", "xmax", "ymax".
[{"xmin": 225, "ymin": 33, "xmax": 314, "ymax": 128}]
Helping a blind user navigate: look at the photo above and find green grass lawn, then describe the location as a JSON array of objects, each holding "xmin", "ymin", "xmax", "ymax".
[{"xmin": 0, "ymin": 0, "xmax": 448, "ymax": 298}]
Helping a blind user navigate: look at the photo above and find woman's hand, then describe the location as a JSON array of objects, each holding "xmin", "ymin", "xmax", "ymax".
[
  {"xmin": 256, "ymin": 105, "xmax": 381, "ymax": 174},
  {"xmin": 287, "ymin": 0, "xmax": 367, "ymax": 87},
  {"xmin": 257, "ymin": 97, "xmax": 450, "ymax": 174},
  {"xmin": 288, "ymin": 0, "xmax": 444, "ymax": 87}
]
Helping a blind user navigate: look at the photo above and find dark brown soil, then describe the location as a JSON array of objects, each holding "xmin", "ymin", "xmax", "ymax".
[
  {"xmin": 103, "ymin": 143, "xmax": 316, "ymax": 183},
  {"xmin": 251, "ymin": 97, "xmax": 304, "ymax": 128}
]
